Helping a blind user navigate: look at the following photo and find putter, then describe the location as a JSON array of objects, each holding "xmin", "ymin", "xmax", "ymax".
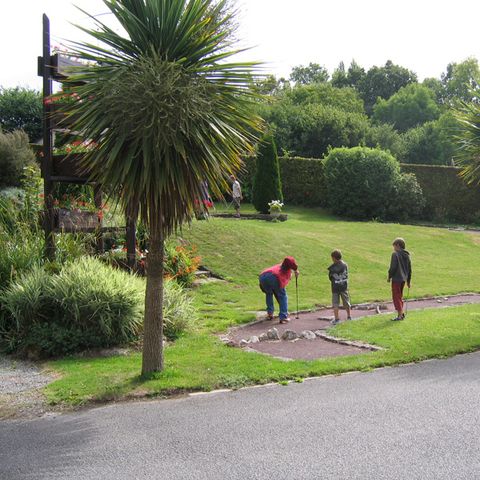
[
  {"xmin": 404, "ymin": 286, "xmax": 410, "ymax": 318},
  {"xmin": 295, "ymin": 275, "xmax": 299, "ymax": 319}
]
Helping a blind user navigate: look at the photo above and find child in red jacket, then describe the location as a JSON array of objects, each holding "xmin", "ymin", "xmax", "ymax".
[{"xmin": 259, "ymin": 256, "xmax": 299, "ymax": 323}]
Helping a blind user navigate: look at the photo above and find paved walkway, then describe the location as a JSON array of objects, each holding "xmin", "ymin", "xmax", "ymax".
[{"xmin": 1, "ymin": 352, "xmax": 480, "ymax": 479}]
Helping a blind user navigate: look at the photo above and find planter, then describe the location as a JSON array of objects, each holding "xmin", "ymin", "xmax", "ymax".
[
  {"xmin": 49, "ymin": 103, "xmax": 81, "ymax": 129},
  {"xmin": 55, "ymin": 208, "xmax": 100, "ymax": 231},
  {"xmin": 52, "ymin": 153, "xmax": 91, "ymax": 179},
  {"xmin": 269, "ymin": 211, "xmax": 281, "ymax": 219}
]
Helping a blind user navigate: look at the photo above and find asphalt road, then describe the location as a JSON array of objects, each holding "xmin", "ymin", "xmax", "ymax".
[{"xmin": 1, "ymin": 353, "xmax": 480, "ymax": 480}]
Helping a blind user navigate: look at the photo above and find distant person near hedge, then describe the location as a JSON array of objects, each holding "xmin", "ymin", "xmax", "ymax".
[
  {"xmin": 387, "ymin": 237, "xmax": 412, "ymax": 321},
  {"xmin": 259, "ymin": 257, "xmax": 299, "ymax": 324},
  {"xmin": 328, "ymin": 249, "xmax": 352, "ymax": 325},
  {"xmin": 230, "ymin": 174, "xmax": 242, "ymax": 218}
]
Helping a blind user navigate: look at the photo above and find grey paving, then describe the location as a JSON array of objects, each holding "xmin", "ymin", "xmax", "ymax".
[{"xmin": 1, "ymin": 352, "xmax": 480, "ymax": 479}]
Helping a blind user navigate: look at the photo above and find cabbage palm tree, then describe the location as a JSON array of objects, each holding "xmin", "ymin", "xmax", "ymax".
[
  {"xmin": 454, "ymin": 99, "xmax": 480, "ymax": 186},
  {"xmin": 66, "ymin": 0, "xmax": 262, "ymax": 374}
]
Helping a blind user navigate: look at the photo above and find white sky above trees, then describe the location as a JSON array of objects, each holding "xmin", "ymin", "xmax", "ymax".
[{"xmin": 1, "ymin": 0, "xmax": 479, "ymax": 90}]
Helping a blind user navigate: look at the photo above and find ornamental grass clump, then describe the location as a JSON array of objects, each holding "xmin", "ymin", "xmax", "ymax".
[
  {"xmin": 0, "ymin": 257, "xmax": 144, "ymax": 356},
  {"xmin": 0, "ymin": 256, "xmax": 197, "ymax": 356}
]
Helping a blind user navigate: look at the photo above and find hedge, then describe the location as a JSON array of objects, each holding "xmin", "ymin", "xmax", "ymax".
[
  {"xmin": 240, "ymin": 156, "xmax": 480, "ymax": 224},
  {"xmin": 401, "ymin": 164, "xmax": 480, "ymax": 223},
  {"xmin": 240, "ymin": 156, "xmax": 327, "ymax": 207}
]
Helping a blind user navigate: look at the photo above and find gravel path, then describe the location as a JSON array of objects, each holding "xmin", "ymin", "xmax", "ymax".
[{"xmin": 0, "ymin": 356, "xmax": 54, "ymax": 420}]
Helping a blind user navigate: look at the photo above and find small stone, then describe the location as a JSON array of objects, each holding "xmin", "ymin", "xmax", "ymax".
[
  {"xmin": 239, "ymin": 339, "xmax": 249, "ymax": 347},
  {"xmin": 267, "ymin": 328, "xmax": 280, "ymax": 341},
  {"xmin": 282, "ymin": 330, "xmax": 298, "ymax": 341},
  {"xmin": 437, "ymin": 299, "xmax": 443, "ymax": 303},
  {"xmin": 444, "ymin": 297, "xmax": 449, "ymax": 301},
  {"xmin": 300, "ymin": 330, "xmax": 316, "ymax": 340},
  {"xmin": 259, "ymin": 333, "xmax": 269, "ymax": 342},
  {"xmin": 249, "ymin": 336, "xmax": 260, "ymax": 344},
  {"xmin": 314, "ymin": 330, "xmax": 324, "ymax": 337}
]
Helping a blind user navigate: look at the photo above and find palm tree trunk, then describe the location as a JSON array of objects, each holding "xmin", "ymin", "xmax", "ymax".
[{"xmin": 141, "ymin": 227, "xmax": 164, "ymax": 375}]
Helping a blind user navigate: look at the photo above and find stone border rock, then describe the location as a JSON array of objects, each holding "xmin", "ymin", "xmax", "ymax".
[{"xmin": 224, "ymin": 327, "xmax": 382, "ymax": 352}]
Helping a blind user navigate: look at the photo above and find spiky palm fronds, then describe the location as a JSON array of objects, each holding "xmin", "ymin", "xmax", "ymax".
[
  {"xmin": 454, "ymin": 99, "xmax": 480, "ymax": 186},
  {"xmin": 66, "ymin": 0, "xmax": 263, "ymax": 232}
]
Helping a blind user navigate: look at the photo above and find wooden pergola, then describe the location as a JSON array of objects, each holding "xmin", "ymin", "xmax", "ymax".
[{"xmin": 37, "ymin": 14, "xmax": 137, "ymax": 269}]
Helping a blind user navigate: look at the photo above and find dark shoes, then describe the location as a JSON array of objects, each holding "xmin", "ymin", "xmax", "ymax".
[{"xmin": 392, "ymin": 314, "xmax": 406, "ymax": 321}]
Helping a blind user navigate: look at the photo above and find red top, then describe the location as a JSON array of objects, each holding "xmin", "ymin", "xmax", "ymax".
[{"xmin": 261, "ymin": 257, "xmax": 298, "ymax": 289}]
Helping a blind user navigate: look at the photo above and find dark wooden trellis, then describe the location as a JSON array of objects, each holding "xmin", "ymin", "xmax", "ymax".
[{"xmin": 37, "ymin": 14, "xmax": 137, "ymax": 268}]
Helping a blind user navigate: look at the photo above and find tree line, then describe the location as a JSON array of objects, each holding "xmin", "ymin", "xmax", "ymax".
[{"xmin": 254, "ymin": 58, "xmax": 480, "ymax": 165}]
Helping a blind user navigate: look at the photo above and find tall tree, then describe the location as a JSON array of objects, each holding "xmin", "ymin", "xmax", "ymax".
[
  {"xmin": 359, "ymin": 60, "xmax": 417, "ymax": 115},
  {"xmin": 331, "ymin": 61, "xmax": 349, "ymax": 88},
  {"xmin": 442, "ymin": 58, "xmax": 480, "ymax": 104},
  {"xmin": 252, "ymin": 133, "xmax": 283, "ymax": 214},
  {"xmin": 290, "ymin": 63, "xmax": 329, "ymax": 85},
  {"xmin": 67, "ymin": 0, "xmax": 262, "ymax": 374}
]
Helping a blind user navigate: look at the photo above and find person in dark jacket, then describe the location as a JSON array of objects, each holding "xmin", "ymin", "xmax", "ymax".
[
  {"xmin": 387, "ymin": 237, "xmax": 412, "ymax": 321},
  {"xmin": 328, "ymin": 250, "xmax": 352, "ymax": 325}
]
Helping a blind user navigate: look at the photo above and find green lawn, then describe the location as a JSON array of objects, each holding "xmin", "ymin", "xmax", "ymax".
[
  {"xmin": 45, "ymin": 206, "xmax": 480, "ymax": 407},
  {"xmin": 185, "ymin": 205, "xmax": 480, "ymax": 331}
]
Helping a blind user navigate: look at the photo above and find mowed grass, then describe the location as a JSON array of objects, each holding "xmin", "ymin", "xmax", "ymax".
[
  {"xmin": 45, "ymin": 206, "xmax": 480, "ymax": 406},
  {"xmin": 182, "ymin": 205, "xmax": 480, "ymax": 331},
  {"xmin": 46, "ymin": 304, "xmax": 480, "ymax": 406}
]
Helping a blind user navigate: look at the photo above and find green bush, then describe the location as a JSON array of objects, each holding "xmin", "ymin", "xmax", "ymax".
[
  {"xmin": 0, "ymin": 130, "xmax": 35, "ymax": 188},
  {"xmin": 0, "ymin": 87, "xmax": 43, "ymax": 142},
  {"xmin": 0, "ymin": 257, "xmax": 144, "ymax": 356},
  {"xmin": 163, "ymin": 279, "xmax": 197, "ymax": 340},
  {"xmin": 388, "ymin": 173, "xmax": 426, "ymax": 221},
  {"xmin": 364, "ymin": 123, "xmax": 405, "ymax": 159},
  {"xmin": 373, "ymin": 84, "xmax": 440, "ymax": 133},
  {"xmin": 0, "ymin": 257, "xmax": 197, "ymax": 356},
  {"xmin": 252, "ymin": 134, "xmax": 283, "ymax": 213},
  {"xmin": 401, "ymin": 113, "xmax": 458, "ymax": 166},
  {"xmin": 324, "ymin": 147, "xmax": 400, "ymax": 219}
]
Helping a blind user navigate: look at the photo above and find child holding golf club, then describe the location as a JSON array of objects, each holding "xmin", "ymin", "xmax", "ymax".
[
  {"xmin": 259, "ymin": 256, "xmax": 299, "ymax": 324},
  {"xmin": 387, "ymin": 237, "xmax": 412, "ymax": 321},
  {"xmin": 328, "ymin": 249, "xmax": 352, "ymax": 324}
]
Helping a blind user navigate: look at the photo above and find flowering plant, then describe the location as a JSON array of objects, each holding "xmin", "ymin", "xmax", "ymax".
[
  {"xmin": 268, "ymin": 200, "xmax": 284, "ymax": 213},
  {"xmin": 53, "ymin": 140, "xmax": 97, "ymax": 155},
  {"xmin": 53, "ymin": 193, "xmax": 105, "ymax": 215},
  {"xmin": 164, "ymin": 243, "xmax": 201, "ymax": 286},
  {"xmin": 44, "ymin": 92, "xmax": 81, "ymax": 106}
]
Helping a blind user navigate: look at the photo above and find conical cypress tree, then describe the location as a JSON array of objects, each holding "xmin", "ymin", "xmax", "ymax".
[{"xmin": 252, "ymin": 134, "xmax": 283, "ymax": 214}]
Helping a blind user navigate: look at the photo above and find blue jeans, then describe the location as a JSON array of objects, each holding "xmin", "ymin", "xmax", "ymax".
[{"xmin": 259, "ymin": 272, "xmax": 288, "ymax": 320}]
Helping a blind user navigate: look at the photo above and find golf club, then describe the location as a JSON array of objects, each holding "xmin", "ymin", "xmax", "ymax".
[
  {"xmin": 295, "ymin": 274, "xmax": 299, "ymax": 319},
  {"xmin": 404, "ymin": 286, "xmax": 410, "ymax": 318}
]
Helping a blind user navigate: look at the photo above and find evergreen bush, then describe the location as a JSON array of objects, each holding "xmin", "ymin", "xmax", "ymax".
[
  {"xmin": 0, "ymin": 130, "xmax": 35, "ymax": 188},
  {"xmin": 324, "ymin": 146, "xmax": 424, "ymax": 221},
  {"xmin": 252, "ymin": 134, "xmax": 283, "ymax": 213}
]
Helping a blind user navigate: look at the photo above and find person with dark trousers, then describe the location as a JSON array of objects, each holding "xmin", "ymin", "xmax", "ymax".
[
  {"xmin": 388, "ymin": 237, "xmax": 412, "ymax": 321},
  {"xmin": 259, "ymin": 257, "xmax": 299, "ymax": 324}
]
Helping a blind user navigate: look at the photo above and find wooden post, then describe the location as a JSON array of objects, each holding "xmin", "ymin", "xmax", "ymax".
[
  {"xmin": 41, "ymin": 14, "xmax": 55, "ymax": 261},
  {"xmin": 126, "ymin": 216, "xmax": 137, "ymax": 270},
  {"xmin": 94, "ymin": 185, "xmax": 104, "ymax": 253}
]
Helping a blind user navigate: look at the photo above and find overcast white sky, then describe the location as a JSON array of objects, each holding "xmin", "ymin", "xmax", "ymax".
[{"xmin": 1, "ymin": 0, "xmax": 480, "ymax": 90}]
